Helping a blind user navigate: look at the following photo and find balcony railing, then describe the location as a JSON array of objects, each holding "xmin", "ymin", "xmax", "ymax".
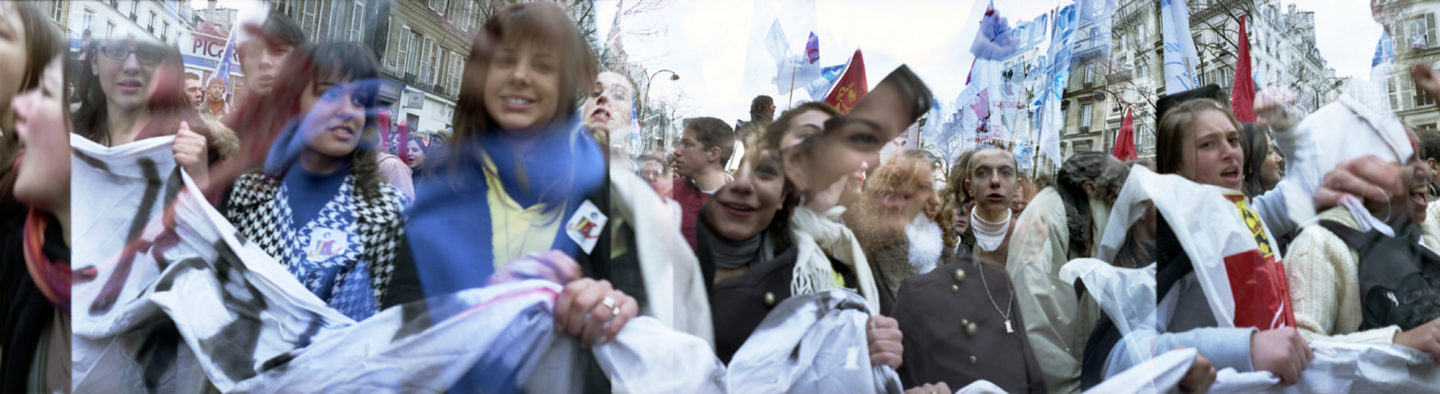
[{"xmin": 1107, "ymin": 69, "xmax": 1132, "ymax": 84}]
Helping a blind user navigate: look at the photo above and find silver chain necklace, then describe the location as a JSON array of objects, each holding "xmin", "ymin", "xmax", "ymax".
[{"xmin": 976, "ymin": 260, "xmax": 1015, "ymax": 334}]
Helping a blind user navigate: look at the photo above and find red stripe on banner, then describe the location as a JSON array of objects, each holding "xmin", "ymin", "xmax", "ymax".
[{"xmin": 1223, "ymin": 250, "xmax": 1295, "ymax": 329}]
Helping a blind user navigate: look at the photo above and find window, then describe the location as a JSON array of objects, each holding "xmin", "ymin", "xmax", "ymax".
[
  {"xmin": 106, "ymin": 21, "xmax": 116, "ymax": 40},
  {"xmin": 1406, "ymin": 14, "xmax": 1436, "ymax": 49},
  {"xmin": 421, "ymin": 37, "xmax": 437, "ymax": 85},
  {"xmin": 162, "ymin": 21, "xmax": 170, "ymax": 42},
  {"xmin": 438, "ymin": 50, "xmax": 449, "ymax": 94},
  {"xmin": 301, "ymin": 0, "xmax": 317, "ymax": 36},
  {"xmin": 450, "ymin": 50, "xmax": 463, "ymax": 96},
  {"xmin": 48, "ymin": 1, "xmax": 62, "ymax": 22},
  {"xmin": 349, "ymin": 1, "xmax": 365, "ymax": 41},
  {"xmin": 1416, "ymin": 80, "xmax": 1436, "ymax": 107},
  {"xmin": 82, "ymin": 9, "xmax": 94, "ymax": 37},
  {"xmin": 1390, "ymin": 76, "xmax": 1402, "ymax": 109},
  {"xmin": 149, "ymin": 11, "xmax": 156, "ymax": 33},
  {"xmin": 1084, "ymin": 63, "xmax": 1095, "ymax": 84},
  {"xmin": 401, "ymin": 28, "xmax": 415, "ymax": 75},
  {"xmin": 318, "ymin": 1, "xmax": 332, "ymax": 41},
  {"xmin": 460, "ymin": 0, "xmax": 477, "ymax": 31},
  {"xmin": 1080, "ymin": 104, "xmax": 1093, "ymax": 130},
  {"xmin": 407, "ymin": 31, "xmax": 422, "ymax": 76},
  {"xmin": 430, "ymin": 0, "xmax": 448, "ymax": 15},
  {"xmin": 384, "ymin": 17, "xmax": 396, "ymax": 70}
]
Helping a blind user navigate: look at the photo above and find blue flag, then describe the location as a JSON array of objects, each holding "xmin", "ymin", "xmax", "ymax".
[
  {"xmin": 1373, "ymin": 30, "xmax": 1396, "ymax": 68},
  {"xmin": 212, "ymin": 23, "xmax": 239, "ymax": 92}
]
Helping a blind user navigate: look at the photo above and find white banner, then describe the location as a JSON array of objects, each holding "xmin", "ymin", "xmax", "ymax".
[{"xmin": 69, "ymin": 136, "xmax": 723, "ymax": 392}]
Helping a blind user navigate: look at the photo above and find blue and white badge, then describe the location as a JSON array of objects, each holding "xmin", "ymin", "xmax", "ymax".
[
  {"xmin": 565, "ymin": 200, "xmax": 607, "ymax": 254},
  {"xmin": 306, "ymin": 228, "xmax": 351, "ymax": 262}
]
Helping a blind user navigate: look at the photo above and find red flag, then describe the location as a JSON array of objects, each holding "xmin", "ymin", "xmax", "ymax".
[
  {"xmin": 1113, "ymin": 107, "xmax": 1137, "ymax": 161},
  {"xmin": 378, "ymin": 109, "xmax": 392, "ymax": 154},
  {"xmin": 825, "ymin": 49, "xmax": 868, "ymax": 114},
  {"xmin": 1231, "ymin": 14, "xmax": 1256, "ymax": 122},
  {"xmin": 398, "ymin": 119, "xmax": 411, "ymax": 164}
]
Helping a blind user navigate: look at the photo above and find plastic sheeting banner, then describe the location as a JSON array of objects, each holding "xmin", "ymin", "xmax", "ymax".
[
  {"xmin": 69, "ymin": 136, "xmax": 724, "ymax": 393},
  {"xmin": 1063, "ymin": 166, "xmax": 1440, "ymax": 391}
]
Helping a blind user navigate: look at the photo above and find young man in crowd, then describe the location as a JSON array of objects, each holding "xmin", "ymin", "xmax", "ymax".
[
  {"xmin": 962, "ymin": 146, "xmax": 1021, "ymax": 267},
  {"xmin": 236, "ymin": 10, "xmax": 306, "ymax": 100},
  {"xmin": 201, "ymin": 77, "xmax": 230, "ymax": 119},
  {"xmin": 184, "ymin": 72, "xmax": 205, "ymax": 108},
  {"xmin": 670, "ymin": 116, "xmax": 736, "ymax": 249}
]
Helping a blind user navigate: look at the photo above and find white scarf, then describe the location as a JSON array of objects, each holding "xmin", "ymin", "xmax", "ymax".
[
  {"xmin": 905, "ymin": 213, "xmax": 943, "ymax": 275},
  {"xmin": 607, "ymin": 152, "xmax": 715, "ymax": 345},
  {"xmin": 971, "ymin": 208, "xmax": 1011, "ymax": 252},
  {"xmin": 789, "ymin": 205, "xmax": 882, "ymax": 312}
]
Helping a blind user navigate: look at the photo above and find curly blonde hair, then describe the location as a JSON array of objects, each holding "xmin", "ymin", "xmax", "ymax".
[{"xmin": 937, "ymin": 150, "xmax": 977, "ymax": 250}]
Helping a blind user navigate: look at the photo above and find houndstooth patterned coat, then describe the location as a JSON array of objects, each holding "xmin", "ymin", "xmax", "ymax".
[{"xmin": 225, "ymin": 172, "xmax": 410, "ymax": 318}]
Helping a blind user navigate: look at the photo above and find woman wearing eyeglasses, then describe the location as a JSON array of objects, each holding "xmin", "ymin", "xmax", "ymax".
[{"xmin": 72, "ymin": 39, "xmax": 236, "ymax": 189}]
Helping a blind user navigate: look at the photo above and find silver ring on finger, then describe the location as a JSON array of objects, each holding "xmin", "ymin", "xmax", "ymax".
[{"xmin": 601, "ymin": 296, "xmax": 620, "ymax": 318}]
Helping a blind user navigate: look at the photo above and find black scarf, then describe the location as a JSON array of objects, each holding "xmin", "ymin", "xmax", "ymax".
[{"xmin": 695, "ymin": 216, "xmax": 769, "ymax": 292}]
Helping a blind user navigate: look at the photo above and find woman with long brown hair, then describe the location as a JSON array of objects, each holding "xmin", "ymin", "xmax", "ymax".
[
  {"xmin": 396, "ymin": 3, "xmax": 640, "ymax": 391},
  {"xmin": 0, "ymin": 3, "xmax": 69, "ymax": 390}
]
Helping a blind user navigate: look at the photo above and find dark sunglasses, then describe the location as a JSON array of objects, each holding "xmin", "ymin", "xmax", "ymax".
[{"xmin": 98, "ymin": 43, "xmax": 166, "ymax": 66}]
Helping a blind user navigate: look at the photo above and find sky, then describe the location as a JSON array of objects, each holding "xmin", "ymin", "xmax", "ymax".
[
  {"xmin": 1280, "ymin": 0, "xmax": 1384, "ymax": 79},
  {"xmin": 597, "ymin": 0, "xmax": 1389, "ymax": 123},
  {"xmin": 195, "ymin": 0, "xmax": 1387, "ymax": 123}
]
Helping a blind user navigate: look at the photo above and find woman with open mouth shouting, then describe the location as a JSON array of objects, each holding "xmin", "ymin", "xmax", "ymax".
[{"xmin": 0, "ymin": 3, "xmax": 69, "ymax": 389}]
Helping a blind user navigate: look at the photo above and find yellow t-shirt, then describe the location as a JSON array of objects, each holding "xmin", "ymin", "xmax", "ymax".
[{"xmin": 483, "ymin": 152, "xmax": 565, "ymax": 270}]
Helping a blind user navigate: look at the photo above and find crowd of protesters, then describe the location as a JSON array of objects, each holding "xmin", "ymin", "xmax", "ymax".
[{"xmin": 3, "ymin": 1, "xmax": 1440, "ymax": 392}]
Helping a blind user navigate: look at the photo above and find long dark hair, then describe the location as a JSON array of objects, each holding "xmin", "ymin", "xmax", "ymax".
[
  {"xmin": 13, "ymin": 2, "xmax": 64, "ymax": 107},
  {"xmin": 244, "ymin": 42, "xmax": 385, "ymax": 200},
  {"xmin": 72, "ymin": 40, "xmax": 219, "ymax": 150},
  {"xmin": 1056, "ymin": 152, "xmax": 1129, "ymax": 258},
  {"xmin": 1240, "ymin": 122, "xmax": 1271, "ymax": 197}
]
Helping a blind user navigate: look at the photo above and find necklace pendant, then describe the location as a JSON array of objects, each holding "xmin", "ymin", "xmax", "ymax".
[{"xmin": 1005, "ymin": 319, "xmax": 1013, "ymax": 334}]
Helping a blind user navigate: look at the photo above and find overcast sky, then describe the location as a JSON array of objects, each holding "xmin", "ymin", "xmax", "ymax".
[
  {"xmin": 597, "ymin": 0, "xmax": 1388, "ymax": 123},
  {"xmin": 199, "ymin": 0, "xmax": 1387, "ymax": 123}
]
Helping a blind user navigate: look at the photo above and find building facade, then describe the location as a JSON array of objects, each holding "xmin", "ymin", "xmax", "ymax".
[
  {"xmin": 68, "ymin": 0, "xmax": 195, "ymax": 48},
  {"xmin": 1380, "ymin": 0, "xmax": 1440, "ymax": 131},
  {"xmin": 1057, "ymin": 0, "xmax": 1338, "ymax": 161},
  {"xmin": 271, "ymin": 0, "xmax": 595, "ymax": 138}
]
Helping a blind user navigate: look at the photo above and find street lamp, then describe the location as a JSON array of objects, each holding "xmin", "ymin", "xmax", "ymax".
[{"xmin": 641, "ymin": 69, "xmax": 679, "ymax": 151}]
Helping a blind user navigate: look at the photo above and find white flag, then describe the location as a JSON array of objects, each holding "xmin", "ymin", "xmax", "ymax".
[{"xmin": 1160, "ymin": 0, "xmax": 1201, "ymax": 94}]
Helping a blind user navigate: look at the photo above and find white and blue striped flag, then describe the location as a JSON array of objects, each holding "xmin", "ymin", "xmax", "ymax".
[{"xmin": 1160, "ymin": 0, "xmax": 1201, "ymax": 94}]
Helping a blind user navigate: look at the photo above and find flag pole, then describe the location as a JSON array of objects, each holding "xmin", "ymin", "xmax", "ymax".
[{"xmin": 788, "ymin": 60, "xmax": 798, "ymax": 107}]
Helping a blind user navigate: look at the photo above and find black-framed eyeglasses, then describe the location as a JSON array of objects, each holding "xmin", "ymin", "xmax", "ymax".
[{"xmin": 98, "ymin": 43, "xmax": 165, "ymax": 66}]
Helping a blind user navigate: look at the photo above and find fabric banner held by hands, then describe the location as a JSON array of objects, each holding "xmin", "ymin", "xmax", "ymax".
[{"xmin": 68, "ymin": 135, "xmax": 723, "ymax": 392}]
